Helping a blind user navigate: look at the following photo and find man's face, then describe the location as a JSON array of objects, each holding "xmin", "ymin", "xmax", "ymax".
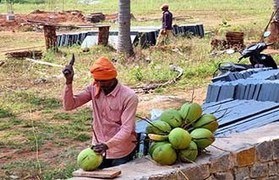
[
  {"xmin": 161, "ymin": 7, "xmax": 168, "ymax": 11},
  {"xmin": 95, "ymin": 79, "xmax": 117, "ymax": 92}
]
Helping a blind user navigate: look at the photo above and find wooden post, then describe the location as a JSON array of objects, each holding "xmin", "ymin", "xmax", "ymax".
[
  {"xmin": 43, "ymin": 25, "xmax": 57, "ymax": 51},
  {"xmin": 269, "ymin": 21, "xmax": 279, "ymax": 48},
  {"xmin": 98, "ymin": 25, "xmax": 110, "ymax": 46}
]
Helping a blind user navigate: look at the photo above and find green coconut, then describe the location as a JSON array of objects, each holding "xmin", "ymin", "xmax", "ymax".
[
  {"xmin": 148, "ymin": 141, "xmax": 168, "ymax": 157},
  {"xmin": 180, "ymin": 102, "xmax": 203, "ymax": 124},
  {"xmin": 77, "ymin": 148, "xmax": 103, "ymax": 171},
  {"xmin": 179, "ymin": 102, "xmax": 191, "ymax": 120},
  {"xmin": 145, "ymin": 120, "xmax": 172, "ymax": 135},
  {"xmin": 190, "ymin": 128, "xmax": 215, "ymax": 149},
  {"xmin": 178, "ymin": 141, "xmax": 198, "ymax": 162},
  {"xmin": 193, "ymin": 114, "xmax": 219, "ymax": 133},
  {"xmin": 152, "ymin": 143, "xmax": 177, "ymax": 165},
  {"xmin": 160, "ymin": 109, "xmax": 183, "ymax": 128},
  {"xmin": 168, "ymin": 127, "xmax": 192, "ymax": 149},
  {"xmin": 148, "ymin": 134, "xmax": 169, "ymax": 141}
]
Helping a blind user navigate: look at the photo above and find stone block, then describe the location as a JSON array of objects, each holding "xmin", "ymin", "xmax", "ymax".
[
  {"xmin": 148, "ymin": 173, "xmax": 176, "ymax": 180},
  {"xmin": 139, "ymin": 178, "xmax": 149, "ymax": 180},
  {"xmin": 204, "ymin": 175, "xmax": 214, "ymax": 180},
  {"xmin": 266, "ymin": 175, "xmax": 279, "ymax": 180},
  {"xmin": 273, "ymin": 139, "xmax": 279, "ymax": 160},
  {"xmin": 210, "ymin": 153, "xmax": 234, "ymax": 173},
  {"xmin": 235, "ymin": 147, "xmax": 256, "ymax": 167},
  {"xmin": 268, "ymin": 162, "xmax": 278, "ymax": 176},
  {"xmin": 250, "ymin": 163, "xmax": 268, "ymax": 178},
  {"xmin": 212, "ymin": 172, "xmax": 234, "ymax": 180},
  {"xmin": 256, "ymin": 141, "xmax": 273, "ymax": 162},
  {"xmin": 180, "ymin": 164, "xmax": 210, "ymax": 180},
  {"xmin": 233, "ymin": 167, "xmax": 250, "ymax": 180}
]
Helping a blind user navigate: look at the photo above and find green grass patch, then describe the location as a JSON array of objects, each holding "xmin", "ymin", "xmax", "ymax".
[
  {"xmin": 0, "ymin": 0, "xmax": 277, "ymax": 179},
  {"xmin": 0, "ymin": 91, "xmax": 61, "ymax": 114},
  {"xmin": 0, "ymin": 108, "xmax": 13, "ymax": 118},
  {"xmin": 1, "ymin": 159, "xmax": 44, "ymax": 178}
]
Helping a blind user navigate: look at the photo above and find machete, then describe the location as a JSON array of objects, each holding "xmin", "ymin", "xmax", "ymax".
[{"xmin": 63, "ymin": 53, "xmax": 75, "ymax": 75}]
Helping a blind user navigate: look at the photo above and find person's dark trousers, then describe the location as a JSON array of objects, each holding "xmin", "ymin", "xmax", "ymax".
[{"xmin": 98, "ymin": 148, "xmax": 136, "ymax": 169}]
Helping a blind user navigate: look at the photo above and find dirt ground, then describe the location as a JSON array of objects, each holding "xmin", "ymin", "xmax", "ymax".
[
  {"xmin": 0, "ymin": 9, "xmax": 210, "ymax": 179},
  {"xmin": 137, "ymin": 87, "xmax": 207, "ymax": 117},
  {"xmin": 0, "ymin": 10, "xmax": 88, "ymax": 31},
  {"xmin": 0, "ymin": 82, "xmax": 208, "ymax": 179}
]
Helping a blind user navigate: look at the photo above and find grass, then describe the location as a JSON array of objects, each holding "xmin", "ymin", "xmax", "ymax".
[{"xmin": 0, "ymin": 0, "xmax": 278, "ymax": 179}]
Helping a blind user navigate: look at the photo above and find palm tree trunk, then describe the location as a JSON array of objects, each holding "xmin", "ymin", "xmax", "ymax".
[
  {"xmin": 117, "ymin": 0, "xmax": 134, "ymax": 57},
  {"xmin": 268, "ymin": 0, "xmax": 279, "ymax": 47},
  {"xmin": 274, "ymin": 0, "xmax": 279, "ymax": 20}
]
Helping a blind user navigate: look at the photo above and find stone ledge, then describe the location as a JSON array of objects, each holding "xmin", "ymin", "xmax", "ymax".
[{"xmin": 70, "ymin": 122, "xmax": 279, "ymax": 179}]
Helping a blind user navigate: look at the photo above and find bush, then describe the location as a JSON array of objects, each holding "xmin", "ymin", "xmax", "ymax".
[{"xmin": 4, "ymin": 0, "xmax": 46, "ymax": 4}]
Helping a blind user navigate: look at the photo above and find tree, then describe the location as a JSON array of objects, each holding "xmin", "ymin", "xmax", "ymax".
[
  {"xmin": 117, "ymin": 0, "xmax": 134, "ymax": 57},
  {"xmin": 269, "ymin": 0, "xmax": 279, "ymax": 46},
  {"xmin": 274, "ymin": 0, "xmax": 279, "ymax": 20}
]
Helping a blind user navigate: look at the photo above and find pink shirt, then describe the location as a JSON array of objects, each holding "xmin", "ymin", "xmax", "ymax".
[{"xmin": 63, "ymin": 82, "xmax": 138, "ymax": 159}]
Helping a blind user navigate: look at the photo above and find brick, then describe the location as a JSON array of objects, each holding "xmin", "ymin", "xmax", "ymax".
[
  {"xmin": 139, "ymin": 177, "xmax": 149, "ymax": 180},
  {"xmin": 180, "ymin": 164, "xmax": 210, "ymax": 180},
  {"xmin": 234, "ymin": 167, "xmax": 250, "ymax": 180},
  {"xmin": 235, "ymin": 147, "xmax": 256, "ymax": 167},
  {"xmin": 210, "ymin": 153, "xmax": 234, "ymax": 173},
  {"xmin": 273, "ymin": 139, "xmax": 279, "ymax": 160},
  {"xmin": 256, "ymin": 141, "xmax": 273, "ymax": 162},
  {"xmin": 250, "ymin": 163, "xmax": 268, "ymax": 178},
  {"xmin": 148, "ymin": 173, "xmax": 175, "ymax": 180},
  {"xmin": 268, "ymin": 162, "xmax": 278, "ymax": 176},
  {"xmin": 204, "ymin": 176, "xmax": 214, "ymax": 180},
  {"xmin": 266, "ymin": 175, "xmax": 279, "ymax": 180},
  {"xmin": 212, "ymin": 172, "xmax": 234, "ymax": 180}
]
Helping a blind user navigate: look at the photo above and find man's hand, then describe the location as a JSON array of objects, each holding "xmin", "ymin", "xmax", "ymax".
[
  {"xmin": 62, "ymin": 54, "xmax": 75, "ymax": 85},
  {"xmin": 91, "ymin": 143, "xmax": 108, "ymax": 154},
  {"xmin": 62, "ymin": 65, "xmax": 74, "ymax": 84}
]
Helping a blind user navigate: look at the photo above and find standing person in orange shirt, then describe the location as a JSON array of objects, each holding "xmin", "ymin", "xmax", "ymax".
[
  {"xmin": 62, "ymin": 56, "xmax": 139, "ymax": 168},
  {"xmin": 156, "ymin": 4, "xmax": 175, "ymax": 46}
]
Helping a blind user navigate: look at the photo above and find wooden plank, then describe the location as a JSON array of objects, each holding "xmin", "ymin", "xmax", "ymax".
[{"xmin": 72, "ymin": 168, "xmax": 121, "ymax": 179}]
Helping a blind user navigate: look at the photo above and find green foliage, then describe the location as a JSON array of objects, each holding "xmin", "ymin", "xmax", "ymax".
[
  {"xmin": 0, "ymin": 91, "xmax": 61, "ymax": 114},
  {"xmin": 42, "ymin": 149, "xmax": 79, "ymax": 179},
  {"xmin": 3, "ymin": 0, "xmax": 45, "ymax": 4},
  {"xmin": 74, "ymin": 133, "xmax": 91, "ymax": 142},
  {"xmin": 43, "ymin": 163, "xmax": 77, "ymax": 180},
  {"xmin": 0, "ymin": 0, "xmax": 277, "ymax": 179},
  {"xmin": 2, "ymin": 159, "xmax": 43, "ymax": 174},
  {"xmin": 130, "ymin": 66, "xmax": 144, "ymax": 81},
  {"xmin": 0, "ymin": 108, "xmax": 13, "ymax": 118}
]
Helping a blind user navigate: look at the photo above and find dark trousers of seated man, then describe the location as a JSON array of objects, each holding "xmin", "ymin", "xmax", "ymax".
[{"xmin": 98, "ymin": 147, "xmax": 136, "ymax": 169}]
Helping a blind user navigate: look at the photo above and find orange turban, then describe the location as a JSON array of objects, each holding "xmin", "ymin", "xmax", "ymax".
[
  {"xmin": 90, "ymin": 57, "xmax": 117, "ymax": 97},
  {"xmin": 90, "ymin": 57, "xmax": 117, "ymax": 80}
]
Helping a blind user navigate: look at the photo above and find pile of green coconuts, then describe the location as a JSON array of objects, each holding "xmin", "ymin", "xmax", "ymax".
[{"xmin": 146, "ymin": 102, "xmax": 219, "ymax": 165}]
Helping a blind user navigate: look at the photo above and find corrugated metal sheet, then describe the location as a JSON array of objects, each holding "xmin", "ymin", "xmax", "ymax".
[
  {"xmin": 56, "ymin": 24, "xmax": 204, "ymax": 48},
  {"xmin": 207, "ymin": 68, "xmax": 279, "ymax": 103},
  {"xmin": 136, "ymin": 68, "xmax": 279, "ymax": 155}
]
